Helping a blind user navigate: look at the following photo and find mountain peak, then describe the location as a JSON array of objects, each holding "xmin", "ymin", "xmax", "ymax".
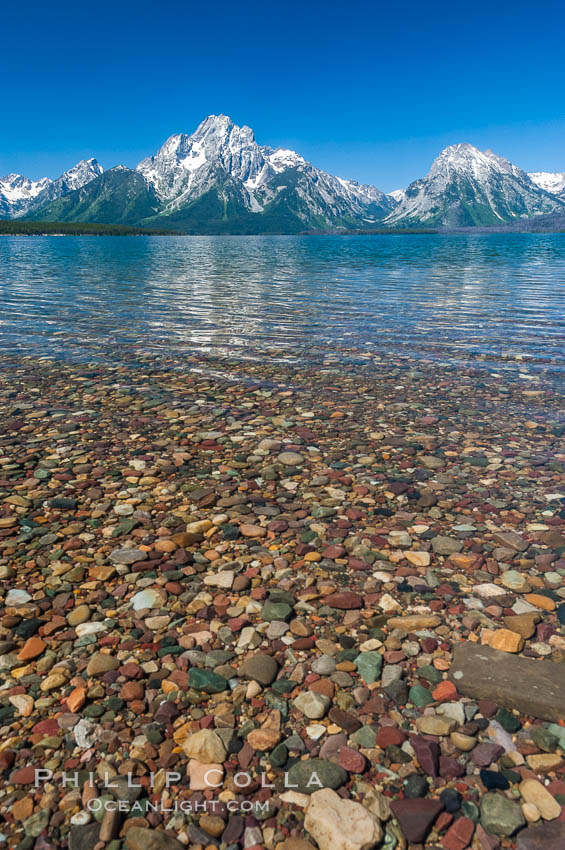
[
  {"xmin": 386, "ymin": 143, "xmax": 565, "ymax": 227},
  {"xmin": 192, "ymin": 114, "xmax": 255, "ymax": 146},
  {"xmin": 428, "ymin": 143, "xmax": 524, "ymax": 184},
  {"xmin": 54, "ymin": 158, "xmax": 104, "ymax": 195},
  {"xmin": 137, "ymin": 114, "xmax": 263, "ymax": 202}
]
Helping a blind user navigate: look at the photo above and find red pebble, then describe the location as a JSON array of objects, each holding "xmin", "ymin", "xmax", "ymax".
[
  {"xmin": 32, "ymin": 719, "xmax": 58, "ymax": 736},
  {"xmin": 375, "ymin": 726, "xmax": 406, "ymax": 748},
  {"xmin": 435, "ymin": 811, "xmax": 454, "ymax": 833},
  {"xmin": 338, "ymin": 746, "xmax": 366, "ymax": 773},
  {"xmin": 10, "ymin": 766, "xmax": 37, "ymax": 784},
  {"xmin": 442, "ymin": 816, "xmax": 475, "ymax": 850}
]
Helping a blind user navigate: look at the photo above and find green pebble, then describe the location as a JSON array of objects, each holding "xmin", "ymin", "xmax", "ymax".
[
  {"xmin": 531, "ymin": 726, "xmax": 558, "ymax": 752},
  {"xmin": 418, "ymin": 664, "xmax": 442, "ymax": 684},
  {"xmin": 355, "ymin": 651, "xmax": 383, "ymax": 684},
  {"xmin": 480, "ymin": 793, "xmax": 525, "ymax": 836},
  {"xmin": 386, "ymin": 745, "xmax": 412, "ymax": 763},
  {"xmin": 311, "ymin": 506, "xmax": 337, "ymax": 518},
  {"xmin": 265, "ymin": 692, "xmax": 288, "ymax": 719},
  {"xmin": 270, "ymin": 742, "xmax": 288, "ymax": 767},
  {"xmin": 496, "ymin": 708, "xmax": 521, "ymax": 733},
  {"xmin": 82, "ymin": 704, "xmax": 105, "ymax": 717},
  {"xmin": 271, "ymin": 679, "xmax": 295, "ymax": 694},
  {"xmin": 336, "ymin": 648, "xmax": 359, "ymax": 663},
  {"xmin": 145, "ymin": 725, "xmax": 164, "ymax": 744},
  {"xmin": 409, "ymin": 684, "xmax": 434, "ymax": 706},
  {"xmin": 187, "ymin": 668, "xmax": 228, "ymax": 693},
  {"xmin": 300, "ymin": 530, "xmax": 318, "ymax": 543},
  {"xmin": 93, "ymin": 794, "xmax": 114, "ymax": 822},
  {"xmin": 35, "ymin": 736, "xmax": 61, "ymax": 748},
  {"xmin": 350, "ymin": 726, "xmax": 377, "ymax": 748},
  {"xmin": 157, "ymin": 644, "xmax": 183, "ymax": 657},
  {"xmin": 462, "ymin": 800, "xmax": 480, "ymax": 823},
  {"xmin": 74, "ymin": 635, "xmax": 97, "ymax": 648},
  {"xmin": 261, "ymin": 601, "xmax": 293, "ymax": 622}
]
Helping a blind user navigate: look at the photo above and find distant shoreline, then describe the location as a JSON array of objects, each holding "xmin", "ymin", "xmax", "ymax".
[
  {"xmin": 1, "ymin": 221, "xmax": 564, "ymax": 236},
  {"xmin": 0, "ymin": 221, "xmax": 177, "ymax": 237}
]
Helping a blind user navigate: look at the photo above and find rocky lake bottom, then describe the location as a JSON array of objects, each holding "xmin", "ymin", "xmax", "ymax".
[{"xmin": 0, "ymin": 343, "xmax": 564, "ymax": 850}]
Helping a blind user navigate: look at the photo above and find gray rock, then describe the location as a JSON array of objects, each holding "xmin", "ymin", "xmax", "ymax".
[
  {"xmin": 431, "ymin": 536, "xmax": 463, "ymax": 555},
  {"xmin": 286, "ymin": 758, "xmax": 348, "ymax": 793},
  {"xmin": 382, "ymin": 664, "xmax": 403, "ymax": 687},
  {"xmin": 130, "ymin": 588, "xmax": 165, "ymax": 611},
  {"xmin": 492, "ymin": 531, "xmax": 528, "ymax": 552},
  {"xmin": 69, "ymin": 823, "xmax": 100, "ymax": 850},
  {"xmin": 110, "ymin": 775, "xmax": 143, "ymax": 804},
  {"xmin": 517, "ymin": 822, "xmax": 565, "ymax": 850},
  {"xmin": 109, "ymin": 547, "xmax": 147, "ymax": 564},
  {"xmin": 125, "ymin": 827, "xmax": 184, "ymax": 850},
  {"xmin": 480, "ymin": 792, "xmax": 525, "ymax": 836},
  {"xmin": 5, "ymin": 589, "xmax": 32, "ymax": 606},
  {"xmin": 266, "ymin": 621, "xmax": 289, "ymax": 640},
  {"xmin": 450, "ymin": 642, "xmax": 565, "ymax": 723},
  {"xmin": 311, "ymin": 654, "xmax": 337, "ymax": 675},
  {"xmin": 0, "ymin": 652, "xmax": 19, "ymax": 672},
  {"xmin": 294, "ymin": 691, "xmax": 331, "ymax": 719}
]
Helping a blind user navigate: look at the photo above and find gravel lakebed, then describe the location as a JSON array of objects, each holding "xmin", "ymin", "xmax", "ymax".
[{"xmin": 0, "ymin": 351, "xmax": 564, "ymax": 850}]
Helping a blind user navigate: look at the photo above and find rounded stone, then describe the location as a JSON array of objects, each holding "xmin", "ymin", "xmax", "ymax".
[
  {"xmin": 278, "ymin": 451, "xmax": 304, "ymax": 465},
  {"xmin": 241, "ymin": 653, "xmax": 279, "ymax": 686},
  {"xmin": 286, "ymin": 759, "xmax": 348, "ymax": 794}
]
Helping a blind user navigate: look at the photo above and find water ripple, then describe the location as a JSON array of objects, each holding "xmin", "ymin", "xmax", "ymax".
[{"xmin": 0, "ymin": 234, "xmax": 564, "ymax": 381}]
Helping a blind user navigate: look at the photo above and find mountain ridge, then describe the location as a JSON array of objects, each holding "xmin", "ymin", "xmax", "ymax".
[
  {"xmin": 3, "ymin": 117, "xmax": 565, "ymax": 231},
  {"xmin": 0, "ymin": 158, "xmax": 103, "ymax": 218}
]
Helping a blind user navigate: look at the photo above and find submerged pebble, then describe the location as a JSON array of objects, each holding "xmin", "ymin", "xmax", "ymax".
[{"xmin": 0, "ymin": 350, "xmax": 563, "ymax": 849}]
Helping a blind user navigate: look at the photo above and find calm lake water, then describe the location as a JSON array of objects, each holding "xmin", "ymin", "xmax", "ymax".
[{"xmin": 1, "ymin": 234, "xmax": 564, "ymax": 380}]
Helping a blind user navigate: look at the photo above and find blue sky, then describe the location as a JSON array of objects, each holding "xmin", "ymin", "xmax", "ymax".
[{"xmin": 2, "ymin": 0, "xmax": 564, "ymax": 192}]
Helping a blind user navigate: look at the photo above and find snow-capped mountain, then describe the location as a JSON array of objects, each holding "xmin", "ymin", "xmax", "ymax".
[
  {"xmin": 10, "ymin": 119, "xmax": 565, "ymax": 232},
  {"xmin": 47, "ymin": 158, "xmax": 103, "ymax": 197},
  {"xmin": 385, "ymin": 143, "xmax": 565, "ymax": 227},
  {"xmin": 528, "ymin": 171, "xmax": 565, "ymax": 198},
  {"xmin": 135, "ymin": 114, "xmax": 395, "ymax": 229},
  {"xmin": 0, "ymin": 174, "xmax": 52, "ymax": 217},
  {"xmin": 0, "ymin": 158, "xmax": 103, "ymax": 218}
]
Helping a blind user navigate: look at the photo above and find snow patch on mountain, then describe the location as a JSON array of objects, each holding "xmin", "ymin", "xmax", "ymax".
[
  {"xmin": 528, "ymin": 171, "xmax": 565, "ymax": 196},
  {"xmin": 388, "ymin": 189, "xmax": 405, "ymax": 204},
  {"xmin": 0, "ymin": 174, "xmax": 51, "ymax": 203}
]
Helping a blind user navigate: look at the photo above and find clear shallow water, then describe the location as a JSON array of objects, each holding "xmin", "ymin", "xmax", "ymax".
[{"xmin": 0, "ymin": 234, "xmax": 564, "ymax": 380}]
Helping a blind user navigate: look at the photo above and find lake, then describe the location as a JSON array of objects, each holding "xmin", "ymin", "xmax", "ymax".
[{"xmin": 0, "ymin": 234, "xmax": 564, "ymax": 383}]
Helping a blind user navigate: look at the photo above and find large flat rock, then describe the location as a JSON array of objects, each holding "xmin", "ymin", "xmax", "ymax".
[{"xmin": 449, "ymin": 642, "xmax": 565, "ymax": 723}]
